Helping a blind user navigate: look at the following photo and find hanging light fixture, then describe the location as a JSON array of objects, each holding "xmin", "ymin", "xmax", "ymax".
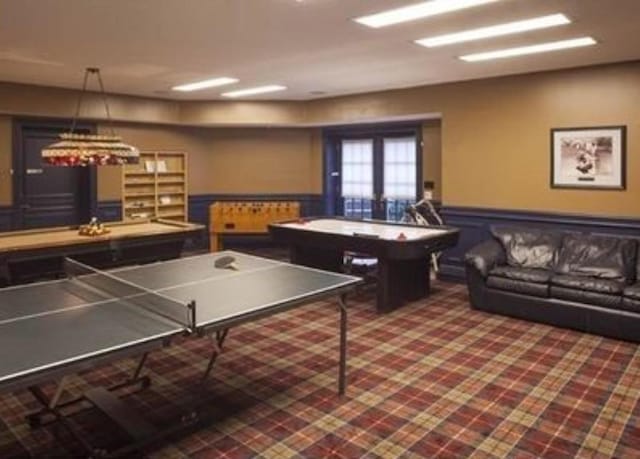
[{"xmin": 42, "ymin": 67, "xmax": 140, "ymax": 166}]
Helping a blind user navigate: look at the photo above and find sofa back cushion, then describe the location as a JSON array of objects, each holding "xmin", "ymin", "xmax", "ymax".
[
  {"xmin": 490, "ymin": 226, "xmax": 563, "ymax": 270},
  {"xmin": 555, "ymin": 233, "xmax": 637, "ymax": 282}
]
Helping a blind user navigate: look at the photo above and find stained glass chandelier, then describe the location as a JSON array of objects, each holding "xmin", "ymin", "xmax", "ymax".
[{"xmin": 41, "ymin": 67, "xmax": 140, "ymax": 166}]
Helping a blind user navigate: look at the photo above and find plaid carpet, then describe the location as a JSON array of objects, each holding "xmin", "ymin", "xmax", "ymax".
[{"xmin": 1, "ymin": 279, "xmax": 639, "ymax": 458}]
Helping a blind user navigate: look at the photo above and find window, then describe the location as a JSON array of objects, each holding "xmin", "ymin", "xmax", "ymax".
[
  {"xmin": 383, "ymin": 137, "xmax": 418, "ymax": 220},
  {"xmin": 341, "ymin": 139, "xmax": 374, "ymax": 219},
  {"xmin": 324, "ymin": 124, "xmax": 422, "ymax": 221}
]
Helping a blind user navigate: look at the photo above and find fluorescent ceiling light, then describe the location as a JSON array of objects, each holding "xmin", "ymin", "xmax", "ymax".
[
  {"xmin": 172, "ymin": 77, "xmax": 238, "ymax": 92},
  {"xmin": 221, "ymin": 85, "xmax": 287, "ymax": 98},
  {"xmin": 460, "ymin": 37, "xmax": 597, "ymax": 62},
  {"xmin": 416, "ymin": 14, "xmax": 570, "ymax": 47},
  {"xmin": 354, "ymin": 0, "xmax": 499, "ymax": 28}
]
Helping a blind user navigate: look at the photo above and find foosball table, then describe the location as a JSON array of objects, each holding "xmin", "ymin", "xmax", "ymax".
[{"xmin": 209, "ymin": 201, "xmax": 300, "ymax": 251}]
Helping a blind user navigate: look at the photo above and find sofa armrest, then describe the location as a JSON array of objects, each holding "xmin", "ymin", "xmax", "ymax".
[{"xmin": 465, "ymin": 239, "xmax": 506, "ymax": 278}]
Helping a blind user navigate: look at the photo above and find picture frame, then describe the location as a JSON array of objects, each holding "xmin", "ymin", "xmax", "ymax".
[{"xmin": 551, "ymin": 126, "xmax": 626, "ymax": 190}]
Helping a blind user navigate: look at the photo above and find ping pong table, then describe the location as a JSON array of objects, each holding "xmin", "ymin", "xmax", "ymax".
[{"xmin": 0, "ymin": 250, "xmax": 360, "ymax": 457}]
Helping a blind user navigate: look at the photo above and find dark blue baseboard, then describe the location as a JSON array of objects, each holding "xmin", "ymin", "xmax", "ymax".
[{"xmin": 439, "ymin": 206, "xmax": 640, "ymax": 281}]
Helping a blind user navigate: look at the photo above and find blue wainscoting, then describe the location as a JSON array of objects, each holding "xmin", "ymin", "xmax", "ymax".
[
  {"xmin": 188, "ymin": 193, "xmax": 324, "ymax": 226},
  {"xmin": 0, "ymin": 206, "xmax": 13, "ymax": 231},
  {"xmin": 92, "ymin": 195, "xmax": 323, "ymax": 250},
  {"xmin": 15, "ymin": 199, "xmax": 637, "ymax": 279},
  {"xmin": 0, "ymin": 202, "xmax": 122, "ymax": 230},
  {"xmin": 96, "ymin": 200, "xmax": 122, "ymax": 222},
  {"xmin": 439, "ymin": 206, "xmax": 640, "ymax": 282},
  {"xmin": 189, "ymin": 193, "xmax": 325, "ymax": 250},
  {"xmin": 99, "ymin": 194, "xmax": 324, "ymax": 226}
]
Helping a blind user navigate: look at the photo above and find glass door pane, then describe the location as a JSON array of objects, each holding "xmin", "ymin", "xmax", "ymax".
[
  {"xmin": 383, "ymin": 137, "xmax": 417, "ymax": 221},
  {"xmin": 341, "ymin": 139, "xmax": 374, "ymax": 218}
]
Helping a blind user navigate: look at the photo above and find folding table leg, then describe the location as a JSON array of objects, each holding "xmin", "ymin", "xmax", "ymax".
[
  {"xmin": 25, "ymin": 353, "xmax": 161, "ymax": 457},
  {"xmin": 27, "ymin": 353, "xmax": 151, "ymax": 428},
  {"xmin": 28, "ymin": 378, "xmax": 98, "ymax": 456},
  {"xmin": 202, "ymin": 328, "xmax": 229, "ymax": 381},
  {"xmin": 338, "ymin": 295, "xmax": 348, "ymax": 396}
]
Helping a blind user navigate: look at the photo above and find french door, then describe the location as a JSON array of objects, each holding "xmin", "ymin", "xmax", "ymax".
[{"xmin": 328, "ymin": 127, "xmax": 421, "ymax": 221}]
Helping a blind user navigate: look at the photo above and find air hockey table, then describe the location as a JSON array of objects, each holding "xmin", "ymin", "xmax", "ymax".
[{"xmin": 269, "ymin": 217, "xmax": 460, "ymax": 312}]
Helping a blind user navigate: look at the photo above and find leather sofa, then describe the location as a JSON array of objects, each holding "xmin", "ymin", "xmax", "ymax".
[{"xmin": 465, "ymin": 226, "xmax": 640, "ymax": 342}]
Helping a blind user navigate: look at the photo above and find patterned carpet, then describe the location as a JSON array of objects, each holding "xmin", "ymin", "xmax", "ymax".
[{"xmin": 1, "ymin": 275, "xmax": 639, "ymax": 458}]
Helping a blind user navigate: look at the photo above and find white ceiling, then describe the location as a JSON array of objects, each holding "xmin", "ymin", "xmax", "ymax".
[{"xmin": 1, "ymin": 0, "xmax": 638, "ymax": 101}]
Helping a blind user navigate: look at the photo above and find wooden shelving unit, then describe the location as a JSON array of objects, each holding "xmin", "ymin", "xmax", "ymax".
[{"xmin": 122, "ymin": 151, "xmax": 188, "ymax": 222}]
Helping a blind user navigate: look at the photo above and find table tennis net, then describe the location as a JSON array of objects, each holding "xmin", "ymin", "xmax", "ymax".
[{"xmin": 63, "ymin": 258, "xmax": 193, "ymax": 331}]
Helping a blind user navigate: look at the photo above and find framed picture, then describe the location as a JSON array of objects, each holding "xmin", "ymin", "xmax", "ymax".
[{"xmin": 551, "ymin": 126, "xmax": 626, "ymax": 189}]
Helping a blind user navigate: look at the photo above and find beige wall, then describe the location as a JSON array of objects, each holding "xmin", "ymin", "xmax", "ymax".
[
  {"xmin": 422, "ymin": 120, "xmax": 442, "ymax": 201},
  {"xmin": 197, "ymin": 127, "xmax": 318, "ymax": 195},
  {"xmin": 440, "ymin": 64, "xmax": 638, "ymax": 216},
  {"xmin": 305, "ymin": 62, "xmax": 639, "ymax": 217},
  {"xmin": 98, "ymin": 123, "xmax": 319, "ymax": 200},
  {"xmin": 178, "ymin": 100, "xmax": 304, "ymax": 126},
  {"xmin": 1, "ymin": 61, "xmax": 638, "ymax": 219},
  {"xmin": 0, "ymin": 82, "xmax": 180, "ymax": 125}
]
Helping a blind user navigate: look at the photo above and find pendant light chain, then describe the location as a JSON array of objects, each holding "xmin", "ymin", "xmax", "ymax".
[
  {"xmin": 70, "ymin": 68, "xmax": 91, "ymax": 134},
  {"xmin": 69, "ymin": 67, "xmax": 116, "ymax": 136},
  {"xmin": 94, "ymin": 68, "xmax": 117, "ymax": 136},
  {"xmin": 41, "ymin": 67, "xmax": 140, "ymax": 166}
]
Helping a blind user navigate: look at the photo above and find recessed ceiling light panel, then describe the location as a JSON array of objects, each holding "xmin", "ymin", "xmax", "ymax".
[
  {"xmin": 416, "ymin": 13, "xmax": 570, "ymax": 47},
  {"xmin": 460, "ymin": 37, "xmax": 597, "ymax": 62},
  {"xmin": 172, "ymin": 77, "xmax": 238, "ymax": 92},
  {"xmin": 221, "ymin": 85, "xmax": 287, "ymax": 98},
  {"xmin": 354, "ymin": 0, "xmax": 499, "ymax": 28}
]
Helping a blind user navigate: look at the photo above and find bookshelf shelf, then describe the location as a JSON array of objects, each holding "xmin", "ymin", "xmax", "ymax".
[{"xmin": 122, "ymin": 151, "xmax": 188, "ymax": 222}]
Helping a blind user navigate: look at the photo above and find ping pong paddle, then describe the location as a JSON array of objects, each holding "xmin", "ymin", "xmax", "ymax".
[{"xmin": 214, "ymin": 255, "xmax": 238, "ymax": 270}]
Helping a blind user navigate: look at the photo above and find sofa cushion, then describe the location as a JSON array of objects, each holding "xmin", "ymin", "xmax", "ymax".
[
  {"xmin": 487, "ymin": 276, "xmax": 549, "ymax": 298},
  {"xmin": 622, "ymin": 298, "xmax": 640, "ymax": 314},
  {"xmin": 551, "ymin": 274, "xmax": 625, "ymax": 295},
  {"xmin": 555, "ymin": 233, "xmax": 637, "ymax": 282},
  {"xmin": 465, "ymin": 239, "xmax": 506, "ymax": 278},
  {"xmin": 550, "ymin": 286, "xmax": 621, "ymax": 309},
  {"xmin": 491, "ymin": 226, "xmax": 563, "ymax": 270},
  {"xmin": 624, "ymin": 283, "xmax": 640, "ymax": 301},
  {"xmin": 489, "ymin": 266, "xmax": 552, "ymax": 284}
]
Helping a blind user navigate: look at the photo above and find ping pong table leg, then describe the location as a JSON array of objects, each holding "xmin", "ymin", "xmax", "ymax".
[
  {"xmin": 25, "ymin": 353, "xmax": 157, "ymax": 456},
  {"xmin": 131, "ymin": 352, "xmax": 151, "ymax": 388},
  {"xmin": 28, "ymin": 380, "xmax": 99, "ymax": 456},
  {"xmin": 202, "ymin": 328, "xmax": 229, "ymax": 381},
  {"xmin": 338, "ymin": 294, "xmax": 348, "ymax": 396},
  {"xmin": 27, "ymin": 353, "xmax": 152, "ymax": 429}
]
